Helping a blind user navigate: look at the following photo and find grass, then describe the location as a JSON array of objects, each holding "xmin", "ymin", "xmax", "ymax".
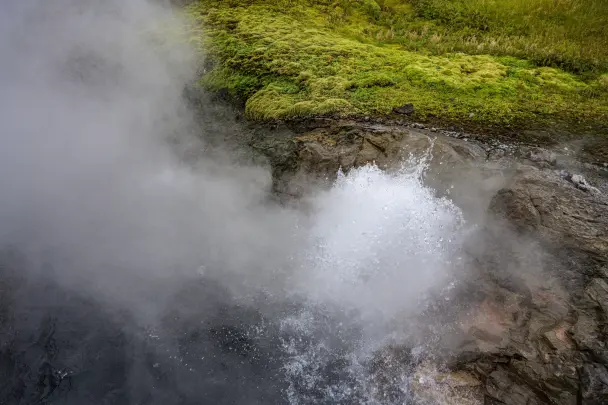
[
  {"xmin": 183, "ymin": 0, "xmax": 608, "ymax": 129},
  {"xmin": 392, "ymin": 0, "xmax": 608, "ymax": 75}
]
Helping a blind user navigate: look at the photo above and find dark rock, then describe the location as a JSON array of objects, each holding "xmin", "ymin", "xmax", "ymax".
[
  {"xmin": 522, "ymin": 147, "xmax": 557, "ymax": 168},
  {"xmin": 393, "ymin": 103, "xmax": 415, "ymax": 115},
  {"xmin": 484, "ymin": 396, "xmax": 506, "ymax": 405},
  {"xmin": 489, "ymin": 167, "xmax": 608, "ymax": 277},
  {"xmin": 486, "ymin": 367, "xmax": 545, "ymax": 405},
  {"xmin": 571, "ymin": 311, "xmax": 608, "ymax": 364},
  {"xmin": 585, "ymin": 278, "xmax": 608, "ymax": 314},
  {"xmin": 580, "ymin": 363, "xmax": 608, "ymax": 405}
]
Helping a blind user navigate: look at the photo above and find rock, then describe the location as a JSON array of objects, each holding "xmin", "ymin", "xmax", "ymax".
[
  {"xmin": 251, "ymin": 119, "xmax": 608, "ymax": 405},
  {"xmin": 571, "ymin": 311, "xmax": 608, "ymax": 364},
  {"xmin": 542, "ymin": 324, "xmax": 574, "ymax": 352},
  {"xmin": 393, "ymin": 103, "xmax": 415, "ymax": 115},
  {"xmin": 510, "ymin": 356, "xmax": 579, "ymax": 404},
  {"xmin": 489, "ymin": 186, "xmax": 542, "ymax": 231},
  {"xmin": 257, "ymin": 122, "xmax": 492, "ymax": 205},
  {"xmin": 486, "ymin": 367, "xmax": 544, "ymax": 405},
  {"xmin": 558, "ymin": 170, "xmax": 601, "ymax": 194},
  {"xmin": 585, "ymin": 278, "xmax": 608, "ymax": 314},
  {"xmin": 489, "ymin": 167, "xmax": 608, "ymax": 278},
  {"xmin": 580, "ymin": 363, "xmax": 608, "ymax": 405},
  {"xmin": 525, "ymin": 147, "xmax": 557, "ymax": 167},
  {"xmin": 458, "ymin": 293, "xmax": 523, "ymax": 352},
  {"xmin": 570, "ymin": 174, "xmax": 601, "ymax": 194},
  {"xmin": 411, "ymin": 363, "xmax": 483, "ymax": 405}
]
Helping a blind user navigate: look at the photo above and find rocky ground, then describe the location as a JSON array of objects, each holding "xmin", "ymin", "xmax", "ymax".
[{"xmin": 248, "ymin": 116, "xmax": 608, "ymax": 405}]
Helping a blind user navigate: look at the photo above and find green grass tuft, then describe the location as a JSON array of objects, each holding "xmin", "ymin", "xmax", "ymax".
[{"xmin": 184, "ymin": 0, "xmax": 608, "ymax": 128}]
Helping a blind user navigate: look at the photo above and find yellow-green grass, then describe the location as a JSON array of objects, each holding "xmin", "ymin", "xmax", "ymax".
[{"xmin": 184, "ymin": 0, "xmax": 608, "ymax": 128}]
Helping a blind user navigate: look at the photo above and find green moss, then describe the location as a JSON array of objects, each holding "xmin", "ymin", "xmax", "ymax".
[{"xmin": 184, "ymin": 0, "xmax": 608, "ymax": 127}]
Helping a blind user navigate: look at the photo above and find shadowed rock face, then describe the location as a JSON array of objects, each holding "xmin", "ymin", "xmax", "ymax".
[{"xmin": 490, "ymin": 167, "xmax": 608, "ymax": 277}]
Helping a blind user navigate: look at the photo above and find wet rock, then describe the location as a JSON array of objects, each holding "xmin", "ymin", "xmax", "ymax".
[
  {"xmin": 580, "ymin": 363, "xmax": 608, "ymax": 405},
  {"xmin": 558, "ymin": 170, "xmax": 601, "ymax": 194},
  {"xmin": 489, "ymin": 166, "xmax": 608, "ymax": 277},
  {"xmin": 393, "ymin": 103, "xmax": 414, "ymax": 115},
  {"xmin": 570, "ymin": 174, "xmax": 601, "ymax": 194},
  {"xmin": 472, "ymin": 165, "xmax": 607, "ymax": 404},
  {"xmin": 510, "ymin": 356, "xmax": 579, "ymax": 405},
  {"xmin": 254, "ymin": 123, "xmax": 456, "ymax": 197},
  {"xmin": 571, "ymin": 311, "xmax": 608, "ymax": 365},
  {"xmin": 542, "ymin": 324, "xmax": 575, "ymax": 352},
  {"xmin": 486, "ymin": 367, "xmax": 545, "ymax": 405},
  {"xmin": 585, "ymin": 278, "xmax": 608, "ymax": 314},
  {"xmin": 523, "ymin": 147, "xmax": 557, "ymax": 167},
  {"xmin": 458, "ymin": 293, "xmax": 523, "ymax": 353},
  {"xmin": 411, "ymin": 363, "xmax": 483, "ymax": 405}
]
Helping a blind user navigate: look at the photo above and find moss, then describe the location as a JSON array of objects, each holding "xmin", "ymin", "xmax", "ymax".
[{"xmin": 184, "ymin": 0, "xmax": 608, "ymax": 128}]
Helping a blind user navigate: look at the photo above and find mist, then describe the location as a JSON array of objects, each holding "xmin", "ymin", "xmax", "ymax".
[
  {"xmin": 0, "ymin": 1, "xmax": 529, "ymax": 404},
  {"xmin": 0, "ymin": 0, "xmax": 304, "ymax": 310}
]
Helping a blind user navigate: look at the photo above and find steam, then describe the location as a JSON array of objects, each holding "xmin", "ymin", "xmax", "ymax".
[
  {"xmin": 0, "ymin": 0, "xmax": 301, "ymax": 312},
  {"xmin": 295, "ymin": 161, "xmax": 466, "ymax": 325},
  {"xmin": 0, "ymin": 1, "xmax": 484, "ymax": 403}
]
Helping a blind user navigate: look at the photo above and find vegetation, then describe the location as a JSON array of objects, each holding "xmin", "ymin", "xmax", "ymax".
[{"xmin": 184, "ymin": 0, "xmax": 608, "ymax": 128}]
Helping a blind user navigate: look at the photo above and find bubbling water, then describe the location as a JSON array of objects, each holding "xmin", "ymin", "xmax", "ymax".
[
  {"xmin": 280, "ymin": 153, "xmax": 469, "ymax": 404},
  {"xmin": 296, "ymin": 152, "xmax": 466, "ymax": 329}
]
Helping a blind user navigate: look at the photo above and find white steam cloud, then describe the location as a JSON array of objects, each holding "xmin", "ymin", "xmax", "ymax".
[
  {"xmin": 0, "ymin": 0, "xmax": 463, "ymax": 328},
  {"xmin": 0, "ymin": 0, "xmax": 303, "ymax": 313},
  {"xmin": 0, "ymin": 1, "xmax": 483, "ymax": 403}
]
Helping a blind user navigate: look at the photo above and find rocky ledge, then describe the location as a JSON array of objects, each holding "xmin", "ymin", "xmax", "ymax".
[{"xmin": 250, "ymin": 119, "xmax": 608, "ymax": 405}]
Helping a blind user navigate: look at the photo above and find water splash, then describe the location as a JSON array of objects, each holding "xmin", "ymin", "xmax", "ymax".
[
  {"xmin": 281, "ymin": 150, "xmax": 469, "ymax": 404},
  {"xmin": 296, "ymin": 150, "xmax": 465, "ymax": 323}
]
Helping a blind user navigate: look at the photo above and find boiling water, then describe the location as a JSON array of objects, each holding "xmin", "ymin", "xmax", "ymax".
[
  {"xmin": 278, "ymin": 157, "xmax": 467, "ymax": 404},
  {"xmin": 154, "ymin": 157, "xmax": 468, "ymax": 405}
]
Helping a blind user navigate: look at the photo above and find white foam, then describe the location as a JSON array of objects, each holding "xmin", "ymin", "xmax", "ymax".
[
  {"xmin": 297, "ymin": 155, "xmax": 466, "ymax": 327},
  {"xmin": 282, "ymin": 153, "xmax": 468, "ymax": 403}
]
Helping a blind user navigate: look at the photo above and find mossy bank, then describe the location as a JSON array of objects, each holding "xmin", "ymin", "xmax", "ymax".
[{"xmin": 183, "ymin": 0, "xmax": 608, "ymax": 139}]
